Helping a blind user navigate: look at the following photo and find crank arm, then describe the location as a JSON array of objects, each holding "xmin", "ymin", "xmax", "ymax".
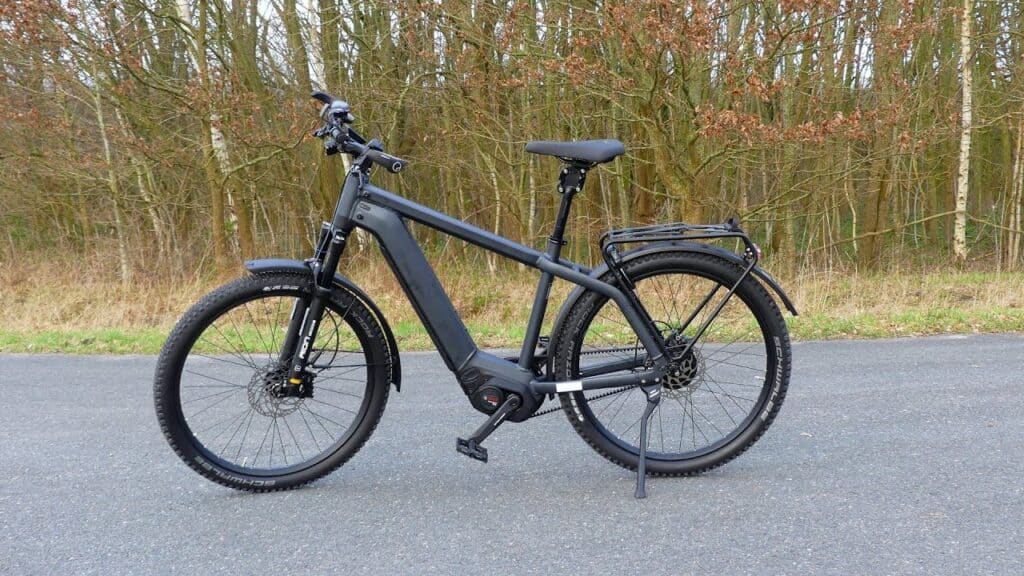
[{"xmin": 456, "ymin": 394, "xmax": 521, "ymax": 463}]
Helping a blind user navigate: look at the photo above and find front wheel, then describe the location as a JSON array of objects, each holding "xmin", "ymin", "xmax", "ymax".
[
  {"xmin": 550, "ymin": 251, "xmax": 790, "ymax": 476},
  {"xmin": 154, "ymin": 272, "xmax": 391, "ymax": 491}
]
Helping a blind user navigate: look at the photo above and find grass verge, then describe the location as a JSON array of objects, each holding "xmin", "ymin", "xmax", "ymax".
[
  {"xmin": 2, "ymin": 309, "xmax": 1021, "ymax": 354},
  {"xmin": 1, "ymin": 258, "xmax": 1022, "ymax": 354}
]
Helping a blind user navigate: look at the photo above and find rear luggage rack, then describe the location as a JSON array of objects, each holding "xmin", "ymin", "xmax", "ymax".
[
  {"xmin": 597, "ymin": 217, "xmax": 761, "ymax": 377},
  {"xmin": 599, "ymin": 218, "xmax": 759, "ymax": 263}
]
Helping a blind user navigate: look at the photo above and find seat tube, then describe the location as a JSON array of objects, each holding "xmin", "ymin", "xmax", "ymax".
[{"xmin": 517, "ymin": 180, "xmax": 579, "ymax": 370}]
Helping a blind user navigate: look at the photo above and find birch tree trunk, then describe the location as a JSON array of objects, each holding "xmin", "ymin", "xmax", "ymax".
[
  {"xmin": 175, "ymin": 0, "xmax": 238, "ymax": 268},
  {"xmin": 953, "ymin": 0, "xmax": 973, "ymax": 264},
  {"xmin": 1009, "ymin": 118, "xmax": 1024, "ymax": 267}
]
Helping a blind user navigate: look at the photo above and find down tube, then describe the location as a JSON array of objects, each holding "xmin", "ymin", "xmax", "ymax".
[{"xmin": 353, "ymin": 201, "xmax": 477, "ymax": 372}]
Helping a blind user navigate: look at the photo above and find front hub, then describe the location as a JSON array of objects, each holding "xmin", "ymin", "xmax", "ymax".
[{"xmin": 247, "ymin": 363, "xmax": 312, "ymax": 418}]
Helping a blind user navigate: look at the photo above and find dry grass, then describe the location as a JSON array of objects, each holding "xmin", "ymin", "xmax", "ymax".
[
  {"xmin": 785, "ymin": 268, "xmax": 1024, "ymax": 338},
  {"xmin": 1, "ymin": 252, "xmax": 1022, "ymax": 353}
]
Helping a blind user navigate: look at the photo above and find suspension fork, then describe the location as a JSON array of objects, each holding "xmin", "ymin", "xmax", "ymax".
[
  {"xmin": 279, "ymin": 167, "xmax": 366, "ymax": 383},
  {"xmin": 282, "ymin": 225, "xmax": 350, "ymax": 383}
]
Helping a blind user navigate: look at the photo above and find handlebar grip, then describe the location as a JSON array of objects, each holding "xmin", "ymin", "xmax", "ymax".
[{"xmin": 365, "ymin": 148, "xmax": 407, "ymax": 174}]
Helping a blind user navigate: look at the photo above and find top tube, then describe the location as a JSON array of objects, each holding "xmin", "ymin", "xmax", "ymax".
[{"xmin": 360, "ymin": 183, "xmax": 591, "ymax": 274}]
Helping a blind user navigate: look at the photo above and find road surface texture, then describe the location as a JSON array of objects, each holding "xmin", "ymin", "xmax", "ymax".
[{"xmin": 2, "ymin": 334, "xmax": 1022, "ymax": 575}]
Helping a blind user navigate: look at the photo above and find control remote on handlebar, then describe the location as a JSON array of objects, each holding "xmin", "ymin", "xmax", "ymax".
[{"xmin": 311, "ymin": 91, "xmax": 408, "ymax": 173}]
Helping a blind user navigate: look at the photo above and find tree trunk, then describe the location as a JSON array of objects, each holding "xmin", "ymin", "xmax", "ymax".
[
  {"xmin": 1009, "ymin": 117, "xmax": 1024, "ymax": 267},
  {"xmin": 953, "ymin": 0, "xmax": 973, "ymax": 264},
  {"xmin": 176, "ymin": 0, "xmax": 233, "ymax": 268},
  {"xmin": 90, "ymin": 68, "xmax": 131, "ymax": 284}
]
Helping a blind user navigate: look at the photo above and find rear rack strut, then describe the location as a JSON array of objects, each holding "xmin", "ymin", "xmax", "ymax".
[
  {"xmin": 598, "ymin": 218, "xmax": 761, "ymax": 359},
  {"xmin": 599, "ymin": 218, "xmax": 762, "ymax": 498}
]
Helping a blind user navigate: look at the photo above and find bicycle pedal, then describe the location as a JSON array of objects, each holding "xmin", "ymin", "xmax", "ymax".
[{"xmin": 456, "ymin": 438, "xmax": 488, "ymax": 462}]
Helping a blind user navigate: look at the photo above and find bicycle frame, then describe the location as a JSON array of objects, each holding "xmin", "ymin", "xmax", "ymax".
[
  {"xmin": 281, "ymin": 162, "xmax": 674, "ymax": 420},
  {"xmin": 160, "ymin": 92, "xmax": 796, "ymax": 499}
]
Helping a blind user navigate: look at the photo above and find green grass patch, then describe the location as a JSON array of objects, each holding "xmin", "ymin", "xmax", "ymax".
[
  {"xmin": 0, "ymin": 328, "xmax": 170, "ymax": 354},
  {"xmin": 788, "ymin": 307, "xmax": 1024, "ymax": 340},
  {"xmin": 3, "ymin": 266, "xmax": 1024, "ymax": 354},
  {"xmin": 2, "ymin": 305, "xmax": 1022, "ymax": 355}
]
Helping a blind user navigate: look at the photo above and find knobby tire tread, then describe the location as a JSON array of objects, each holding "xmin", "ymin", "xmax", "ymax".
[
  {"xmin": 153, "ymin": 273, "xmax": 390, "ymax": 492},
  {"xmin": 550, "ymin": 251, "xmax": 791, "ymax": 477}
]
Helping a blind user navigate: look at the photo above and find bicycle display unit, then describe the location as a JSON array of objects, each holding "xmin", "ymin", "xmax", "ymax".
[{"xmin": 154, "ymin": 92, "xmax": 797, "ymax": 498}]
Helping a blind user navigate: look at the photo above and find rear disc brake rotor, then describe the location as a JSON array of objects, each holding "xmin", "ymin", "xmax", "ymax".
[{"xmin": 661, "ymin": 331, "xmax": 705, "ymax": 399}]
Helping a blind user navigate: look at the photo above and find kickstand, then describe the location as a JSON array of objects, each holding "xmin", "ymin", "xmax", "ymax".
[{"xmin": 635, "ymin": 384, "xmax": 661, "ymax": 499}]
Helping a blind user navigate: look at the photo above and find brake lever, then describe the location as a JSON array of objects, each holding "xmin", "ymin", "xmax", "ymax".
[{"xmin": 323, "ymin": 136, "xmax": 340, "ymax": 156}]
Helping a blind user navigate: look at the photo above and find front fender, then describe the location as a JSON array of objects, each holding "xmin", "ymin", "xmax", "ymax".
[
  {"xmin": 243, "ymin": 258, "xmax": 402, "ymax": 392},
  {"xmin": 547, "ymin": 242, "xmax": 797, "ymax": 368}
]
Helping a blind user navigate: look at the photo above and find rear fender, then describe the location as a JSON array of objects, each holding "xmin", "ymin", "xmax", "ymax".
[
  {"xmin": 636, "ymin": 242, "xmax": 798, "ymax": 315},
  {"xmin": 547, "ymin": 242, "xmax": 797, "ymax": 374},
  {"xmin": 244, "ymin": 258, "xmax": 402, "ymax": 391}
]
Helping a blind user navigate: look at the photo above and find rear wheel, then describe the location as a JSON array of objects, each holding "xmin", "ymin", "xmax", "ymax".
[
  {"xmin": 550, "ymin": 251, "xmax": 790, "ymax": 476},
  {"xmin": 154, "ymin": 272, "xmax": 391, "ymax": 491}
]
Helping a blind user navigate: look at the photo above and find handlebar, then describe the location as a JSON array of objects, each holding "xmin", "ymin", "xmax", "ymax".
[
  {"xmin": 311, "ymin": 91, "xmax": 407, "ymax": 174},
  {"xmin": 341, "ymin": 138, "xmax": 407, "ymax": 174},
  {"xmin": 364, "ymin": 147, "xmax": 407, "ymax": 174}
]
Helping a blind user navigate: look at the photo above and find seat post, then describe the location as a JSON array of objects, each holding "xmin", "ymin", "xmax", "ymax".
[
  {"xmin": 547, "ymin": 163, "xmax": 589, "ymax": 258},
  {"xmin": 517, "ymin": 163, "xmax": 590, "ymax": 371}
]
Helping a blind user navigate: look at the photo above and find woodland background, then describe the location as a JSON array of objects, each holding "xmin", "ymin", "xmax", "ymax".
[{"xmin": 1, "ymin": 0, "xmax": 1023, "ymax": 349}]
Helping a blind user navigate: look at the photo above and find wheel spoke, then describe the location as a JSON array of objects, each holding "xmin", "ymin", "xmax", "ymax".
[
  {"xmin": 187, "ymin": 388, "xmax": 241, "ymax": 417},
  {"xmin": 188, "ymin": 353, "xmax": 257, "ymax": 370},
  {"xmin": 167, "ymin": 285, "xmax": 381, "ymax": 480},
  {"xmin": 220, "ymin": 315, "xmax": 259, "ymax": 367},
  {"xmin": 183, "ymin": 369, "xmax": 246, "ymax": 390},
  {"xmin": 315, "ymin": 386, "xmax": 364, "ymax": 399},
  {"xmin": 559, "ymin": 257, "xmax": 786, "ymax": 465},
  {"xmin": 306, "ymin": 397, "xmax": 358, "ymax": 416},
  {"xmin": 253, "ymin": 418, "xmax": 274, "ymax": 467},
  {"xmin": 234, "ymin": 408, "xmax": 256, "ymax": 461},
  {"xmin": 298, "ymin": 407, "xmax": 321, "ymax": 452},
  {"xmin": 196, "ymin": 333, "xmax": 255, "ymax": 368},
  {"xmin": 282, "ymin": 415, "xmax": 305, "ymax": 461},
  {"xmin": 197, "ymin": 407, "xmax": 250, "ymax": 437},
  {"xmin": 222, "ymin": 408, "xmax": 255, "ymax": 456}
]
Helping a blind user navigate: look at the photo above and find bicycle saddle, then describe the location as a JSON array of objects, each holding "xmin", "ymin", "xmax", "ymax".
[{"xmin": 525, "ymin": 139, "xmax": 625, "ymax": 164}]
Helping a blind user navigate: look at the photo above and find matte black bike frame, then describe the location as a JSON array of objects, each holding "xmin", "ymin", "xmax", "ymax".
[
  {"xmin": 230, "ymin": 93, "xmax": 800, "ymax": 497},
  {"xmin": 265, "ymin": 96, "xmax": 795, "ymax": 433},
  {"xmin": 278, "ymin": 157, "xmax": 684, "ymax": 420}
]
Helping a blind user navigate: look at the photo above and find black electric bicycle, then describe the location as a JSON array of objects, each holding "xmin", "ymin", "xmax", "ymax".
[{"xmin": 154, "ymin": 92, "xmax": 796, "ymax": 498}]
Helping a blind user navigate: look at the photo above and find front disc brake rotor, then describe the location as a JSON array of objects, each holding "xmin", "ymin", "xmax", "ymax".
[{"xmin": 247, "ymin": 363, "xmax": 304, "ymax": 417}]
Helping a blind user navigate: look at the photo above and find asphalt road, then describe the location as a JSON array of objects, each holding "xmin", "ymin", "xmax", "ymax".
[{"xmin": 2, "ymin": 334, "xmax": 1023, "ymax": 575}]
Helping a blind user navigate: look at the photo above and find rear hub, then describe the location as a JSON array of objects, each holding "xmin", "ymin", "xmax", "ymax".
[{"xmin": 662, "ymin": 333, "xmax": 704, "ymax": 399}]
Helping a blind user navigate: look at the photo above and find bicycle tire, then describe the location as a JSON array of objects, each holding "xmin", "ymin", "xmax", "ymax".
[
  {"xmin": 153, "ymin": 272, "xmax": 390, "ymax": 491},
  {"xmin": 549, "ymin": 251, "xmax": 790, "ymax": 476}
]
